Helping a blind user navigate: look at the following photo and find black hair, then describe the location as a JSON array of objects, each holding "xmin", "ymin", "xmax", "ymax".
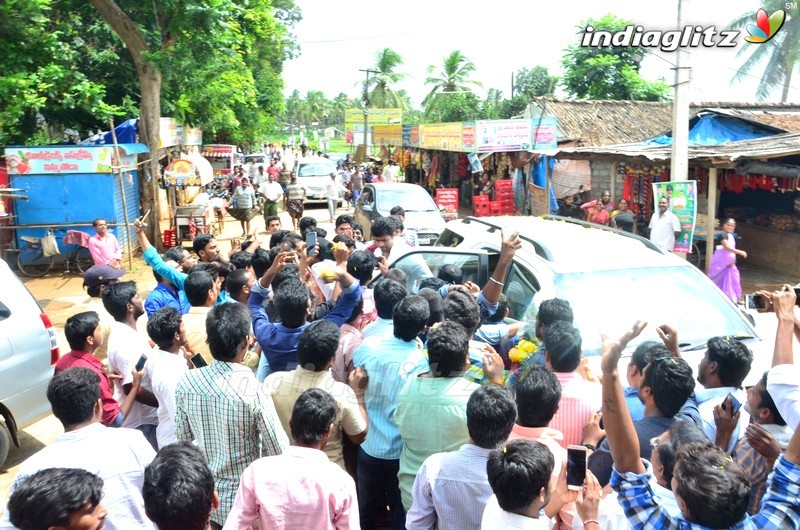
[
  {"xmin": 393, "ymin": 295, "xmax": 430, "ymax": 341},
  {"xmin": 269, "ymin": 230, "xmax": 290, "ymax": 249},
  {"xmin": 388, "ymin": 215, "xmax": 404, "ymax": 232},
  {"xmin": 427, "ymin": 321, "xmax": 469, "ymax": 376},
  {"xmin": 419, "ymin": 277, "xmax": 448, "ymax": 292},
  {"xmin": 92, "ymin": 218, "xmax": 105, "ymax": 227},
  {"xmin": 468, "ymin": 385, "xmax": 517, "ymax": 449},
  {"xmin": 164, "ymin": 245, "xmax": 189, "ymax": 264},
  {"xmin": 347, "ymin": 296, "xmax": 364, "ymax": 324},
  {"xmin": 656, "ymin": 422, "xmax": 712, "ymax": 487},
  {"xmin": 290, "ymin": 388, "xmax": 338, "ymax": 445},
  {"xmin": 152, "ymin": 266, "xmax": 164, "ymax": 284},
  {"xmin": 488, "ymin": 294, "xmax": 509, "ymax": 323},
  {"xmin": 417, "ymin": 288, "xmax": 444, "ymax": 327},
  {"xmin": 8, "ymin": 468, "xmax": 104, "ymax": 530},
  {"xmin": 297, "ymin": 320, "xmax": 340, "ymax": 371},
  {"xmin": 437, "ymin": 264, "xmax": 464, "ymax": 285},
  {"xmin": 674, "ymin": 443, "xmax": 750, "ymax": 528},
  {"xmin": 706, "ymin": 337, "xmax": 753, "ymax": 388},
  {"xmin": 185, "ymin": 270, "xmax": 215, "ymax": 307},
  {"xmin": 335, "ymin": 214, "xmax": 355, "ymax": 228},
  {"xmin": 537, "ymin": 298, "xmax": 574, "ymax": 327},
  {"xmin": 641, "ymin": 355, "xmax": 695, "ymax": 418},
  {"xmin": 282, "ymin": 233, "xmax": 304, "ymax": 250},
  {"xmin": 146, "ymin": 307, "xmax": 183, "ymax": 351},
  {"xmin": 143, "ymin": 442, "xmax": 215, "ymax": 530},
  {"xmin": 64, "ymin": 311, "xmax": 100, "ymax": 351},
  {"xmin": 211, "ymin": 258, "xmax": 235, "ymax": 281},
  {"xmin": 332, "ymin": 234, "xmax": 356, "ymax": 249},
  {"xmin": 487, "ymin": 440, "xmax": 554, "ymax": 513},
  {"xmin": 385, "ymin": 268, "xmax": 407, "ymax": 288},
  {"xmin": 246, "ymin": 247, "xmax": 270, "ymax": 280},
  {"xmin": 757, "ymin": 371, "xmax": 786, "ymax": 426},
  {"xmin": 374, "ymin": 278, "xmax": 408, "ymax": 320},
  {"xmin": 192, "ymin": 234, "xmax": 214, "ymax": 256},
  {"xmin": 101, "ymin": 280, "xmax": 138, "ymax": 322},
  {"xmin": 443, "ymin": 290, "xmax": 481, "ymax": 335},
  {"xmin": 266, "ymin": 215, "xmax": 281, "ymax": 226},
  {"xmin": 205, "ymin": 303, "xmax": 251, "ymax": 361},
  {"xmin": 299, "ymin": 216, "xmax": 317, "ymax": 235},
  {"xmin": 311, "ymin": 226, "xmax": 328, "ymax": 239},
  {"xmin": 229, "ymin": 250, "xmax": 253, "ymax": 270},
  {"xmin": 47, "ymin": 367, "xmax": 100, "ymax": 427},
  {"xmin": 630, "ymin": 341, "xmax": 668, "ymax": 372},
  {"xmin": 189, "ymin": 262, "xmax": 219, "ymax": 281},
  {"xmin": 274, "ymin": 278, "xmax": 310, "ymax": 328},
  {"xmin": 371, "ymin": 217, "xmax": 395, "ymax": 238},
  {"xmin": 272, "ymin": 263, "xmax": 300, "ymax": 291},
  {"xmin": 352, "ymin": 222, "xmax": 364, "ymax": 235},
  {"xmin": 225, "ymin": 268, "xmax": 253, "ymax": 300},
  {"xmin": 544, "ymin": 321, "xmax": 582, "ymax": 372},
  {"xmin": 389, "ymin": 205, "xmax": 405, "ymax": 217},
  {"xmin": 516, "ymin": 366, "xmax": 561, "ymax": 428}
]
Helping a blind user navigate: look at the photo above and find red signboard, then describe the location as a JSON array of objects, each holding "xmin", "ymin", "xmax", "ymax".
[{"xmin": 436, "ymin": 188, "xmax": 459, "ymax": 221}]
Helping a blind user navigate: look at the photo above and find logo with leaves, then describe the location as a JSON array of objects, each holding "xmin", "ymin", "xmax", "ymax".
[{"xmin": 744, "ymin": 8, "xmax": 786, "ymax": 43}]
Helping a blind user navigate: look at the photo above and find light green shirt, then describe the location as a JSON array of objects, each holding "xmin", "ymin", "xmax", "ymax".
[{"xmin": 396, "ymin": 375, "xmax": 480, "ymax": 510}]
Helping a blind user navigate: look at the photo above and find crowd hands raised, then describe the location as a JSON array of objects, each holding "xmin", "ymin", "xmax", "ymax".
[{"xmin": 3, "ymin": 210, "xmax": 800, "ymax": 530}]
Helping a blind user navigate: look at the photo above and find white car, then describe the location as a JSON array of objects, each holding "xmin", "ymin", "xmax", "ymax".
[
  {"xmin": 0, "ymin": 258, "xmax": 59, "ymax": 466},
  {"xmin": 293, "ymin": 156, "xmax": 344, "ymax": 206},
  {"xmin": 386, "ymin": 215, "xmax": 769, "ymax": 385},
  {"xmin": 354, "ymin": 183, "xmax": 447, "ymax": 246}
]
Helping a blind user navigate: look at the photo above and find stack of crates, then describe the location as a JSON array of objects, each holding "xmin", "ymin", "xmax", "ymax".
[
  {"xmin": 473, "ymin": 195, "xmax": 491, "ymax": 217},
  {"xmin": 494, "ymin": 180, "xmax": 515, "ymax": 215}
]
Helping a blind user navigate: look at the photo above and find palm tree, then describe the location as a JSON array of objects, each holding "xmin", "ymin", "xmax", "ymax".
[
  {"xmin": 330, "ymin": 92, "xmax": 352, "ymax": 126},
  {"xmin": 367, "ymin": 48, "xmax": 407, "ymax": 109},
  {"xmin": 423, "ymin": 50, "xmax": 482, "ymax": 117},
  {"xmin": 729, "ymin": 2, "xmax": 800, "ymax": 102},
  {"xmin": 305, "ymin": 90, "xmax": 328, "ymax": 125},
  {"xmin": 284, "ymin": 89, "xmax": 306, "ymax": 131}
]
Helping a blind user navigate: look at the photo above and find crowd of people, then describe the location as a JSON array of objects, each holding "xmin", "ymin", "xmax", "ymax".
[{"xmin": 2, "ymin": 209, "xmax": 800, "ymax": 530}]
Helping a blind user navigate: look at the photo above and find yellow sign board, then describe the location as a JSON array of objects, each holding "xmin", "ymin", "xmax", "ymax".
[
  {"xmin": 344, "ymin": 108, "xmax": 402, "ymax": 125},
  {"xmin": 372, "ymin": 125, "xmax": 403, "ymax": 146}
]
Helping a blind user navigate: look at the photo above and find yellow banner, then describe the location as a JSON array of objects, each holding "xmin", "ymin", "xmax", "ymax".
[
  {"xmin": 372, "ymin": 125, "xmax": 403, "ymax": 146},
  {"xmin": 344, "ymin": 108, "xmax": 402, "ymax": 125}
]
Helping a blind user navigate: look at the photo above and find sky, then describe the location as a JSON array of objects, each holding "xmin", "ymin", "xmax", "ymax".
[{"xmin": 281, "ymin": 0, "xmax": 800, "ymax": 108}]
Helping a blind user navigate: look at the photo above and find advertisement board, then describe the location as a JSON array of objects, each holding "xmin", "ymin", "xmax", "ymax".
[
  {"xmin": 435, "ymin": 188, "xmax": 459, "ymax": 222},
  {"xmin": 476, "ymin": 119, "xmax": 533, "ymax": 152},
  {"xmin": 652, "ymin": 181, "xmax": 697, "ymax": 253},
  {"xmin": 372, "ymin": 125, "xmax": 403, "ymax": 146},
  {"xmin": 4, "ymin": 146, "xmax": 138, "ymax": 175},
  {"xmin": 344, "ymin": 108, "xmax": 402, "ymax": 125}
]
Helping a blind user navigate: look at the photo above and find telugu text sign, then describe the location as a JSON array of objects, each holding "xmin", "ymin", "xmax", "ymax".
[{"xmin": 476, "ymin": 119, "xmax": 533, "ymax": 152}]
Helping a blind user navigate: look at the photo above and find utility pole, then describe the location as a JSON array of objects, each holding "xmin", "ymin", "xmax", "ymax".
[
  {"xmin": 670, "ymin": 0, "xmax": 690, "ymax": 183},
  {"xmin": 359, "ymin": 68, "xmax": 379, "ymax": 156}
]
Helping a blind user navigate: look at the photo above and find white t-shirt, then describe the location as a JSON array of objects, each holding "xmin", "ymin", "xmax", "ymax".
[
  {"xmin": 147, "ymin": 348, "xmax": 190, "ymax": 449},
  {"xmin": 258, "ymin": 181, "xmax": 284, "ymax": 202},
  {"xmin": 107, "ymin": 321, "xmax": 159, "ymax": 429},
  {"xmin": 648, "ymin": 210, "xmax": 681, "ymax": 252},
  {"xmin": 326, "ymin": 180, "xmax": 340, "ymax": 199}
]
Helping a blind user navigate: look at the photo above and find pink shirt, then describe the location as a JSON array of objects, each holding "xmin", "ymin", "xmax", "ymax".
[
  {"xmin": 332, "ymin": 323, "xmax": 363, "ymax": 383},
  {"xmin": 224, "ymin": 446, "xmax": 359, "ymax": 530},
  {"xmin": 88, "ymin": 232, "xmax": 121, "ymax": 265},
  {"xmin": 547, "ymin": 372, "xmax": 602, "ymax": 448}
]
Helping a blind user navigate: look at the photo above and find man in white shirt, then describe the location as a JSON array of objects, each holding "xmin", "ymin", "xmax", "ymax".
[
  {"xmin": 648, "ymin": 197, "xmax": 681, "ymax": 252},
  {"xmin": 145, "ymin": 307, "xmax": 191, "ymax": 449},
  {"xmin": 383, "ymin": 159, "xmax": 399, "ymax": 183},
  {"xmin": 326, "ymin": 172, "xmax": 343, "ymax": 223},
  {"xmin": 102, "ymin": 281, "xmax": 159, "ymax": 449},
  {"xmin": 371, "ymin": 217, "xmax": 432, "ymax": 291},
  {"xmin": 0, "ymin": 367, "xmax": 156, "ymax": 530},
  {"xmin": 258, "ymin": 172, "xmax": 284, "ymax": 223}
]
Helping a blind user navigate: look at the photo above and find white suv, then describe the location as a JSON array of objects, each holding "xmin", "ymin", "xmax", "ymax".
[
  {"xmin": 387, "ymin": 215, "xmax": 769, "ymax": 385},
  {"xmin": 0, "ymin": 257, "xmax": 59, "ymax": 467},
  {"xmin": 292, "ymin": 156, "xmax": 343, "ymax": 205}
]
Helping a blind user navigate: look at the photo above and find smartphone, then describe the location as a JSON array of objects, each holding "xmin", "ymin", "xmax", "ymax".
[
  {"xmin": 306, "ymin": 230, "xmax": 317, "ymax": 256},
  {"xmin": 745, "ymin": 294, "xmax": 767, "ymax": 311},
  {"xmin": 134, "ymin": 354, "xmax": 147, "ymax": 372},
  {"xmin": 726, "ymin": 392, "xmax": 743, "ymax": 415},
  {"xmin": 190, "ymin": 353, "xmax": 208, "ymax": 368},
  {"xmin": 796, "ymin": 287, "xmax": 800, "ymax": 306},
  {"xmin": 567, "ymin": 445, "xmax": 587, "ymax": 490}
]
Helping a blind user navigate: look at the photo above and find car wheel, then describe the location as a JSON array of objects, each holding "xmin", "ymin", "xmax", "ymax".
[{"xmin": 0, "ymin": 422, "xmax": 10, "ymax": 468}]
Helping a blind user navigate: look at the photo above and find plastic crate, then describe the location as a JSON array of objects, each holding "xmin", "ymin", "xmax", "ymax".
[
  {"xmin": 494, "ymin": 180, "xmax": 514, "ymax": 191},
  {"xmin": 162, "ymin": 229, "xmax": 176, "ymax": 248},
  {"xmin": 489, "ymin": 201, "xmax": 503, "ymax": 216}
]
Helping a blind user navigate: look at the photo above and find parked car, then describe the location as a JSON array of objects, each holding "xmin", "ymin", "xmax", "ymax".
[
  {"xmin": 292, "ymin": 156, "xmax": 343, "ymax": 206},
  {"xmin": 386, "ymin": 215, "xmax": 769, "ymax": 385},
  {"xmin": 242, "ymin": 153, "xmax": 272, "ymax": 177},
  {"xmin": 354, "ymin": 183, "xmax": 447, "ymax": 246},
  {"xmin": 0, "ymin": 258, "xmax": 59, "ymax": 467}
]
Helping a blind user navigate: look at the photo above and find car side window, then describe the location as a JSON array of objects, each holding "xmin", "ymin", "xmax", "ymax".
[
  {"xmin": 359, "ymin": 188, "xmax": 373, "ymax": 206},
  {"xmin": 390, "ymin": 251, "xmax": 483, "ymax": 293},
  {"xmin": 503, "ymin": 262, "xmax": 540, "ymax": 321}
]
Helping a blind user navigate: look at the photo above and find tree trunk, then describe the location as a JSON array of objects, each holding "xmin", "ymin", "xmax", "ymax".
[
  {"xmin": 781, "ymin": 67, "xmax": 792, "ymax": 103},
  {"xmin": 88, "ymin": 0, "xmax": 163, "ymax": 250}
]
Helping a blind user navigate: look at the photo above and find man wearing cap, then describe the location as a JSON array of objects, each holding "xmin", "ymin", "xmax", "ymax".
[
  {"xmin": 326, "ymin": 172, "xmax": 343, "ymax": 224},
  {"xmin": 83, "ymin": 264, "xmax": 126, "ymax": 361},
  {"xmin": 87, "ymin": 218, "xmax": 122, "ymax": 269}
]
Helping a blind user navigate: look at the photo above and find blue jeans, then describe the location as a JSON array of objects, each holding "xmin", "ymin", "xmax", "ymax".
[
  {"xmin": 327, "ymin": 197, "xmax": 337, "ymax": 220},
  {"xmin": 357, "ymin": 448, "xmax": 405, "ymax": 530}
]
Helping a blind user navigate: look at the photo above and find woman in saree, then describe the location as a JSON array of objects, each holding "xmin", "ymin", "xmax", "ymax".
[{"xmin": 707, "ymin": 218, "xmax": 747, "ymax": 303}]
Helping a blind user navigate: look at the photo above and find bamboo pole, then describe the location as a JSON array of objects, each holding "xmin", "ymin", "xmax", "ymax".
[{"xmin": 109, "ymin": 119, "xmax": 134, "ymax": 270}]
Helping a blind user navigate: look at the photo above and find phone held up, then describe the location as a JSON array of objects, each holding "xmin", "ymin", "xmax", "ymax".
[
  {"xmin": 746, "ymin": 287, "xmax": 800, "ymax": 310},
  {"xmin": 306, "ymin": 230, "xmax": 317, "ymax": 256},
  {"xmin": 566, "ymin": 445, "xmax": 587, "ymax": 491},
  {"xmin": 134, "ymin": 354, "xmax": 147, "ymax": 372},
  {"xmin": 190, "ymin": 353, "xmax": 208, "ymax": 369},
  {"xmin": 725, "ymin": 392, "xmax": 743, "ymax": 415}
]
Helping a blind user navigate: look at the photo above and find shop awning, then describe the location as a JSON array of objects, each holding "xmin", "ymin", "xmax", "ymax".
[{"xmin": 203, "ymin": 146, "xmax": 235, "ymax": 157}]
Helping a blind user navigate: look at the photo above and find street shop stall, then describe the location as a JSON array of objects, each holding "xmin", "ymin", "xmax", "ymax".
[{"xmin": 3, "ymin": 144, "xmax": 146, "ymax": 262}]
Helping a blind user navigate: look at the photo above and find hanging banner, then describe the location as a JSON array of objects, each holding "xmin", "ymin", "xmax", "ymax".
[
  {"xmin": 467, "ymin": 153, "xmax": 483, "ymax": 174},
  {"xmin": 530, "ymin": 117, "xmax": 558, "ymax": 151},
  {"xmin": 476, "ymin": 119, "xmax": 532, "ymax": 152},
  {"xmin": 462, "ymin": 122, "xmax": 476, "ymax": 152},
  {"xmin": 158, "ymin": 117, "xmax": 180, "ymax": 148},
  {"xmin": 372, "ymin": 125, "xmax": 403, "ymax": 146},
  {"xmin": 4, "ymin": 146, "xmax": 139, "ymax": 175},
  {"xmin": 528, "ymin": 183, "xmax": 548, "ymax": 216},
  {"xmin": 163, "ymin": 159, "xmax": 202, "ymax": 187},
  {"xmin": 344, "ymin": 108, "xmax": 402, "ymax": 125},
  {"xmin": 435, "ymin": 188, "xmax": 459, "ymax": 222},
  {"xmin": 652, "ymin": 180, "xmax": 697, "ymax": 253}
]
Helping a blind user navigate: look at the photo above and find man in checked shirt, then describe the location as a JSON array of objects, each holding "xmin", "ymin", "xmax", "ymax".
[{"xmin": 175, "ymin": 302, "xmax": 289, "ymax": 529}]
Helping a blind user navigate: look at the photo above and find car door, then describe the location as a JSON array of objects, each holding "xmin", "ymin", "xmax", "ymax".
[
  {"xmin": 355, "ymin": 185, "xmax": 377, "ymax": 238},
  {"xmin": 384, "ymin": 248, "xmax": 491, "ymax": 293}
]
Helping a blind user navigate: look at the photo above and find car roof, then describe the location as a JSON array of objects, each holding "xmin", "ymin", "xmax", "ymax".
[
  {"xmin": 365, "ymin": 183, "xmax": 424, "ymax": 191},
  {"xmin": 451, "ymin": 216, "xmax": 683, "ymax": 273},
  {"xmin": 296, "ymin": 156, "xmax": 336, "ymax": 164}
]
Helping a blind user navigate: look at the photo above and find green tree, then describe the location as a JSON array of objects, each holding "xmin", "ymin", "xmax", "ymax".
[
  {"xmin": 367, "ymin": 48, "xmax": 407, "ymax": 110},
  {"xmin": 423, "ymin": 50, "xmax": 482, "ymax": 117},
  {"xmin": 329, "ymin": 92, "xmax": 352, "ymax": 126},
  {"xmin": 425, "ymin": 92, "xmax": 480, "ymax": 123},
  {"xmin": 513, "ymin": 66, "xmax": 558, "ymax": 98},
  {"xmin": 729, "ymin": 2, "xmax": 800, "ymax": 102},
  {"xmin": 561, "ymin": 14, "xmax": 669, "ymax": 101}
]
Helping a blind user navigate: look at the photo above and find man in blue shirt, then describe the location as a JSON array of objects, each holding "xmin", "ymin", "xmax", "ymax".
[{"xmin": 144, "ymin": 266, "xmax": 190, "ymax": 317}]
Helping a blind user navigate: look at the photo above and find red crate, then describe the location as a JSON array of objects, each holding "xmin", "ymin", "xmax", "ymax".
[{"xmin": 494, "ymin": 180, "xmax": 513, "ymax": 190}]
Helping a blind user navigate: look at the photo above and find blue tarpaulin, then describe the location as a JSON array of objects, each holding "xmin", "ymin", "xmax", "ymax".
[
  {"xmin": 643, "ymin": 113, "xmax": 774, "ymax": 146},
  {"xmin": 532, "ymin": 156, "xmax": 559, "ymax": 213},
  {"xmin": 84, "ymin": 119, "xmax": 138, "ymax": 145}
]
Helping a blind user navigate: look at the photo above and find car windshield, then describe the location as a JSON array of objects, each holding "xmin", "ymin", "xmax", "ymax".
[
  {"xmin": 298, "ymin": 162, "xmax": 336, "ymax": 177},
  {"xmin": 376, "ymin": 188, "xmax": 438, "ymax": 215},
  {"xmin": 545, "ymin": 267, "xmax": 755, "ymax": 356},
  {"xmin": 246, "ymin": 156, "xmax": 267, "ymax": 164}
]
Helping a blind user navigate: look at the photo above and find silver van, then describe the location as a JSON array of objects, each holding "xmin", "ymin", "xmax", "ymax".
[{"xmin": 0, "ymin": 257, "xmax": 59, "ymax": 467}]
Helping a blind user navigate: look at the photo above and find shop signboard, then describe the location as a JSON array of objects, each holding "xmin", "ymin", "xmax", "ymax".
[
  {"xmin": 4, "ymin": 146, "xmax": 137, "ymax": 175},
  {"xmin": 435, "ymin": 188, "xmax": 459, "ymax": 221},
  {"xmin": 163, "ymin": 159, "xmax": 201, "ymax": 186},
  {"xmin": 419, "ymin": 123, "xmax": 446, "ymax": 150},
  {"xmin": 344, "ymin": 108, "xmax": 402, "ymax": 125},
  {"xmin": 530, "ymin": 117, "xmax": 558, "ymax": 151},
  {"xmin": 652, "ymin": 180, "xmax": 697, "ymax": 253},
  {"xmin": 462, "ymin": 122, "xmax": 476, "ymax": 152},
  {"xmin": 446, "ymin": 122, "xmax": 463, "ymax": 152},
  {"xmin": 528, "ymin": 183, "xmax": 548, "ymax": 216},
  {"xmin": 403, "ymin": 125, "xmax": 412, "ymax": 147},
  {"xmin": 159, "ymin": 117, "xmax": 180, "ymax": 148},
  {"xmin": 476, "ymin": 119, "xmax": 532, "ymax": 152},
  {"xmin": 184, "ymin": 128, "xmax": 204, "ymax": 146},
  {"xmin": 410, "ymin": 125, "xmax": 419, "ymax": 147},
  {"xmin": 372, "ymin": 125, "xmax": 403, "ymax": 146}
]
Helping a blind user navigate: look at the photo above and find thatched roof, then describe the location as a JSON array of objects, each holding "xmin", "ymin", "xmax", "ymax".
[{"xmin": 530, "ymin": 98, "xmax": 800, "ymax": 146}]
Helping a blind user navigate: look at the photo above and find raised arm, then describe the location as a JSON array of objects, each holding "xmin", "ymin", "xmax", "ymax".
[
  {"xmin": 601, "ymin": 321, "xmax": 648, "ymax": 475},
  {"xmin": 482, "ymin": 231, "xmax": 521, "ymax": 305},
  {"xmin": 772, "ymin": 288, "xmax": 797, "ymax": 367},
  {"xmin": 133, "ymin": 218, "xmax": 187, "ymax": 290}
]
